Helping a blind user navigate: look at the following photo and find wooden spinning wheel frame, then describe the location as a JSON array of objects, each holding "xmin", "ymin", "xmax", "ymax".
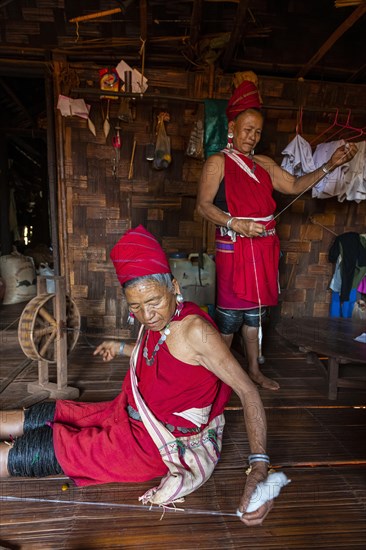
[
  {"xmin": 18, "ymin": 293, "xmax": 80, "ymax": 363},
  {"xmin": 17, "ymin": 276, "xmax": 80, "ymax": 400}
]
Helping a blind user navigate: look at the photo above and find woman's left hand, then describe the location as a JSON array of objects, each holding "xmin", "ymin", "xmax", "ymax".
[
  {"xmin": 330, "ymin": 142, "xmax": 358, "ymax": 168},
  {"xmin": 93, "ymin": 340, "xmax": 120, "ymax": 361},
  {"xmin": 238, "ymin": 463, "xmax": 274, "ymax": 526}
]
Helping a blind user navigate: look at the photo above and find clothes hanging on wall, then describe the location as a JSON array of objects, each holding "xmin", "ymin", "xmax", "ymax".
[
  {"xmin": 358, "ymin": 274, "xmax": 366, "ymax": 295},
  {"xmin": 329, "ymin": 232, "xmax": 366, "ymax": 303},
  {"xmin": 338, "ymin": 140, "xmax": 366, "ymax": 203},
  {"xmin": 330, "ymin": 288, "xmax": 357, "ymax": 319},
  {"xmin": 329, "ymin": 255, "xmax": 342, "ymax": 293},
  {"xmin": 281, "ymin": 134, "xmax": 316, "ymax": 176},
  {"xmin": 281, "ymin": 136, "xmax": 366, "ymax": 202},
  {"xmin": 312, "ymin": 139, "xmax": 348, "ymax": 199}
]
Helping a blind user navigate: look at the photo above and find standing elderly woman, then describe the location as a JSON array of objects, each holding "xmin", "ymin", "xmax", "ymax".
[
  {"xmin": 196, "ymin": 79, "xmax": 357, "ymax": 391},
  {"xmin": 0, "ymin": 226, "xmax": 275, "ymax": 526}
]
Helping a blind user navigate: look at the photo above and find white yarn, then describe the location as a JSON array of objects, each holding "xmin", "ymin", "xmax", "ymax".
[{"xmin": 237, "ymin": 472, "xmax": 291, "ymax": 516}]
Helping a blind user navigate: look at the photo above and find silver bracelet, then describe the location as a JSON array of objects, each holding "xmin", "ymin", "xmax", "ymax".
[
  {"xmin": 248, "ymin": 454, "xmax": 270, "ymax": 466},
  {"xmin": 321, "ymin": 163, "xmax": 330, "ymax": 174},
  {"xmin": 226, "ymin": 217, "xmax": 235, "ymax": 230},
  {"xmin": 119, "ymin": 341, "xmax": 126, "ymax": 356}
]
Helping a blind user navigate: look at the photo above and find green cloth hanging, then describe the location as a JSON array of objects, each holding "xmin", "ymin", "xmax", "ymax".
[{"xmin": 203, "ymin": 99, "xmax": 228, "ymax": 158}]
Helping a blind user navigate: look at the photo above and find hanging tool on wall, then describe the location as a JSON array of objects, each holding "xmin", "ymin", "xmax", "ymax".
[
  {"xmin": 99, "ymin": 68, "xmax": 119, "ymax": 139},
  {"xmin": 112, "ymin": 126, "xmax": 122, "ymax": 178},
  {"xmin": 128, "ymin": 139, "xmax": 137, "ymax": 180},
  {"xmin": 145, "ymin": 109, "xmax": 155, "ymax": 161},
  {"xmin": 103, "ymin": 99, "xmax": 111, "ymax": 139}
]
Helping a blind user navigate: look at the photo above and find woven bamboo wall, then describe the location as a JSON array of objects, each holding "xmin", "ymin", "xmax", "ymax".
[
  {"xmin": 57, "ymin": 65, "xmax": 365, "ymax": 331},
  {"xmin": 59, "ymin": 65, "xmax": 206, "ymax": 334}
]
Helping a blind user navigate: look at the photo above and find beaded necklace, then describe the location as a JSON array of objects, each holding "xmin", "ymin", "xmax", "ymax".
[
  {"xmin": 142, "ymin": 302, "xmax": 184, "ymax": 366},
  {"xmin": 248, "ymin": 151, "xmax": 257, "ymax": 174},
  {"xmin": 143, "ymin": 323, "xmax": 171, "ymax": 366}
]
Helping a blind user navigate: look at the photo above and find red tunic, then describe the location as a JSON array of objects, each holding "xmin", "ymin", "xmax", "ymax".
[
  {"xmin": 216, "ymin": 152, "xmax": 280, "ymax": 309},
  {"xmin": 53, "ymin": 302, "xmax": 232, "ymax": 486}
]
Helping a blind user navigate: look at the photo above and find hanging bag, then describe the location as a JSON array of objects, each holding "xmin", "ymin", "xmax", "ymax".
[
  {"xmin": 153, "ymin": 112, "xmax": 171, "ymax": 170},
  {"xmin": 130, "ymin": 327, "xmax": 225, "ymax": 506}
]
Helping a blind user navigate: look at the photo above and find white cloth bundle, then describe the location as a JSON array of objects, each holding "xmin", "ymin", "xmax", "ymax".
[{"xmin": 237, "ymin": 471, "xmax": 291, "ymax": 515}]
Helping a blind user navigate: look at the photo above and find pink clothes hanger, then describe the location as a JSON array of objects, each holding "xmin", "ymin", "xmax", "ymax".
[
  {"xmin": 326, "ymin": 109, "xmax": 364, "ymax": 143},
  {"xmin": 326, "ymin": 109, "xmax": 352, "ymax": 142},
  {"xmin": 339, "ymin": 123, "xmax": 365, "ymax": 142},
  {"xmin": 310, "ymin": 109, "xmax": 339, "ymax": 146}
]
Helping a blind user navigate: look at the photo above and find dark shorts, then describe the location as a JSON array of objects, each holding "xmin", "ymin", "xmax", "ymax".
[
  {"xmin": 215, "ymin": 306, "xmax": 267, "ymax": 334},
  {"xmin": 8, "ymin": 402, "xmax": 63, "ymax": 477}
]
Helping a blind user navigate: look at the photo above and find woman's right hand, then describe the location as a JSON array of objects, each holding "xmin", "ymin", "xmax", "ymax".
[
  {"xmin": 93, "ymin": 341, "xmax": 121, "ymax": 362},
  {"xmin": 232, "ymin": 218, "xmax": 265, "ymax": 238},
  {"xmin": 238, "ymin": 462, "xmax": 273, "ymax": 526}
]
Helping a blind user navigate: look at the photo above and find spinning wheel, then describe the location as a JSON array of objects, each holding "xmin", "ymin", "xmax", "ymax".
[
  {"xmin": 18, "ymin": 293, "xmax": 80, "ymax": 363},
  {"xmin": 18, "ymin": 275, "xmax": 80, "ymax": 400}
]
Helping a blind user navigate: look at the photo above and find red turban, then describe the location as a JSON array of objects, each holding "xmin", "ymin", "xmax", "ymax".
[
  {"xmin": 110, "ymin": 225, "xmax": 171, "ymax": 285},
  {"xmin": 226, "ymin": 80, "xmax": 261, "ymax": 122}
]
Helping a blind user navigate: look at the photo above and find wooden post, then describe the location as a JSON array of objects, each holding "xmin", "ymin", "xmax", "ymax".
[
  {"xmin": 55, "ymin": 277, "xmax": 68, "ymax": 390},
  {"xmin": 52, "ymin": 56, "xmax": 70, "ymax": 293},
  {"xmin": 36, "ymin": 276, "xmax": 50, "ymax": 386}
]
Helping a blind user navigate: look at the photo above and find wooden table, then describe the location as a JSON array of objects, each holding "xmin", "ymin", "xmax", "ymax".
[{"xmin": 276, "ymin": 317, "xmax": 366, "ymax": 400}]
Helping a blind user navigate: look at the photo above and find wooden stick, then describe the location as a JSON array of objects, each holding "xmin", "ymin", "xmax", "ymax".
[
  {"xmin": 69, "ymin": 8, "xmax": 122, "ymax": 23},
  {"xmin": 128, "ymin": 140, "xmax": 137, "ymax": 180},
  {"xmin": 297, "ymin": 2, "xmax": 366, "ymax": 78}
]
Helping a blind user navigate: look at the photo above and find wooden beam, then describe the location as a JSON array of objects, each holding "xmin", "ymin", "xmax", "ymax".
[
  {"xmin": 335, "ymin": 0, "xmax": 363, "ymax": 6},
  {"xmin": 232, "ymin": 57, "xmax": 365, "ymax": 82},
  {"xmin": 71, "ymin": 88, "xmax": 366, "ymax": 115},
  {"xmin": 1, "ymin": 127, "xmax": 45, "ymax": 137},
  {"xmin": 221, "ymin": 0, "xmax": 250, "ymax": 71},
  {"xmin": 69, "ymin": 8, "xmax": 122, "ymax": 24},
  {"xmin": 189, "ymin": 0, "xmax": 204, "ymax": 46},
  {"xmin": 139, "ymin": 0, "xmax": 148, "ymax": 42},
  {"xmin": 297, "ymin": 3, "xmax": 366, "ymax": 78},
  {"xmin": 9, "ymin": 135, "xmax": 42, "ymax": 165},
  {"xmin": 347, "ymin": 62, "xmax": 366, "ymax": 82}
]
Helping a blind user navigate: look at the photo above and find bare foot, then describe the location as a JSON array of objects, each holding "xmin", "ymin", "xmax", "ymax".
[
  {"xmin": 0, "ymin": 442, "xmax": 11, "ymax": 477},
  {"xmin": 249, "ymin": 371, "xmax": 280, "ymax": 391}
]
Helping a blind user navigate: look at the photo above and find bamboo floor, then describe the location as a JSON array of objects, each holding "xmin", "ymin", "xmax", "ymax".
[{"xmin": 0, "ymin": 303, "xmax": 365, "ymax": 549}]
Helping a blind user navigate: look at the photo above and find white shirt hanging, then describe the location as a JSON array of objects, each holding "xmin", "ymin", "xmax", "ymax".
[
  {"xmin": 338, "ymin": 141, "xmax": 366, "ymax": 203},
  {"xmin": 281, "ymin": 134, "xmax": 316, "ymax": 176},
  {"xmin": 312, "ymin": 139, "xmax": 349, "ymax": 199}
]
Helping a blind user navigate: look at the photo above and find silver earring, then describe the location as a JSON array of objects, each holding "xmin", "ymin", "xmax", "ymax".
[
  {"xmin": 174, "ymin": 294, "xmax": 184, "ymax": 317},
  {"xmin": 251, "ymin": 148, "xmax": 255, "ymax": 157},
  {"xmin": 227, "ymin": 131, "xmax": 234, "ymax": 150},
  {"xmin": 127, "ymin": 311, "xmax": 135, "ymax": 326}
]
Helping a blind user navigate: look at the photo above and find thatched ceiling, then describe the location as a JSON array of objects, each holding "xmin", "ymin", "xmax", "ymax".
[{"xmin": 0, "ymin": 0, "xmax": 365, "ymax": 84}]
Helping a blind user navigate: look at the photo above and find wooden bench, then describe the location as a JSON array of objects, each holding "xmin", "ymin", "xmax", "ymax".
[{"xmin": 276, "ymin": 317, "xmax": 366, "ymax": 400}]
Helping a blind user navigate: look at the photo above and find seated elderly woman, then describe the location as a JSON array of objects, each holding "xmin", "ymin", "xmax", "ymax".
[{"xmin": 0, "ymin": 226, "xmax": 274, "ymax": 526}]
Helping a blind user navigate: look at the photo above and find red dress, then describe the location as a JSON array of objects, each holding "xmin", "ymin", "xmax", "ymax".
[
  {"xmin": 53, "ymin": 302, "xmax": 232, "ymax": 486},
  {"xmin": 216, "ymin": 151, "xmax": 280, "ymax": 309}
]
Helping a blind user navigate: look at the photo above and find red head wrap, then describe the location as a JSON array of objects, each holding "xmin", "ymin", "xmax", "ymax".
[
  {"xmin": 226, "ymin": 80, "xmax": 261, "ymax": 122},
  {"xmin": 110, "ymin": 225, "xmax": 171, "ymax": 285}
]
